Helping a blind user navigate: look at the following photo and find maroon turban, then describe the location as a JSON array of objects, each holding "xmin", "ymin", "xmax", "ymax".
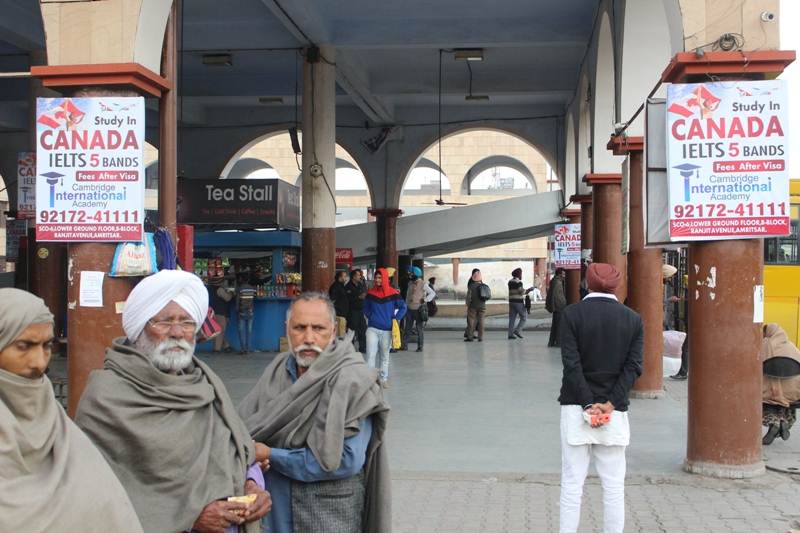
[{"xmin": 586, "ymin": 263, "xmax": 621, "ymax": 294}]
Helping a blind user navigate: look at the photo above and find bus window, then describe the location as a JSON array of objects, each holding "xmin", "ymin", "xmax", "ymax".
[{"xmin": 764, "ymin": 204, "xmax": 800, "ymax": 265}]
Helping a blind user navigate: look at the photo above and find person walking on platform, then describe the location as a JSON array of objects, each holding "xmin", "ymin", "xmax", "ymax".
[
  {"xmin": 508, "ymin": 267, "xmax": 533, "ymax": 339},
  {"xmin": 345, "ymin": 269, "xmax": 368, "ymax": 353},
  {"xmin": 464, "ymin": 269, "xmax": 481, "ymax": 339},
  {"xmin": 404, "ymin": 266, "xmax": 435, "ymax": 352},
  {"xmin": 364, "ymin": 268, "xmax": 407, "ymax": 387},
  {"xmin": 558, "ymin": 263, "xmax": 643, "ymax": 533},
  {"xmin": 328, "ymin": 270, "xmax": 350, "ymax": 338},
  {"xmin": 547, "ymin": 268, "xmax": 567, "ymax": 347},
  {"xmin": 465, "ymin": 270, "xmax": 488, "ymax": 342}
]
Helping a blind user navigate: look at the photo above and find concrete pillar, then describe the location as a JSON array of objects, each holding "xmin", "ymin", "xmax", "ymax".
[
  {"xmin": 301, "ymin": 45, "xmax": 337, "ymax": 292},
  {"xmin": 659, "ymin": 51, "xmax": 796, "ymax": 478},
  {"xmin": 371, "ymin": 208, "xmax": 401, "ymax": 277},
  {"xmin": 584, "ymin": 174, "xmax": 626, "ymax": 301},
  {"xmin": 570, "ymin": 194, "xmax": 593, "ymax": 290},
  {"xmin": 158, "ymin": 1, "xmax": 178, "ymax": 242},
  {"xmin": 34, "ymin": 1, "xmax": 174, "ymax": 415},
  {"xmin": 609, "ymin": 136, "xmax": 663, "ymax": 398},
  {"xmin": 560, "ymin": 208, "xmax": 581, "ymax": 304},
  {"xmin": 452, "ymin": 257, "xmax": 460, "ymax": 285}
]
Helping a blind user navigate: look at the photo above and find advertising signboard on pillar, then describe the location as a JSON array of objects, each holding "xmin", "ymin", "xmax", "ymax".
[
  {"xmin": 35, "ymin": 97, "xmax": 145, "ymax": 242},
  {"xmin": 553, "ymin": 223, "xmax": 581, "ymax": 269},
  {"xmin": 17, "ymin": 152, "xmax": 36, "ymax": 219},
  {"xmin": 666, "ymin": 80, "xmax": 789, "ymax": 241}
]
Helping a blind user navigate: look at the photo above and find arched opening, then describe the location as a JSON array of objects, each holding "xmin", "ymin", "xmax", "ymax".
[
  {"xmin": 618, "ymin": 0, "xmax": 676, "ymax": 135},
  {"xmin": 397, "ymin": 128, "xmax": 553, "ymax": 299},
  {"xmin": 462, "ymin": 155, "xmax": 537, "ymax": 195},
  {"xmin": 400, "ymin": 128, "xmax": 554, "ymax": 211},
  {"xmin": 564, "ymin": 111, "xmax": 577, "ymax": 198},
  {"xmin": 222, "ymin": 131, "xmax": 372, "ymax": 227},
  {"xmin": 591, "ymin": 10, "xmax": 618, "ymax": 173}
]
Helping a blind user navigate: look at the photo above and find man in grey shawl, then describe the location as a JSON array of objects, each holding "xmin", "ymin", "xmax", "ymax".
[
  {"xmin": 238, "ymin": 292, "xmax": 391, "ymax": 533},
  {"xmin": 0, "ymin": 288, "xmax": 143, "ymax": 533},
  {"xmin": 75, "ymin": 270, "xmax": 271, "ymax": 533}
]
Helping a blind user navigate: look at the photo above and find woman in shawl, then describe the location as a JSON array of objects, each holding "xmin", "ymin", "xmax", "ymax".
[
  {"xmin": 363, "ymin": 268, "xmax": 407, "ymax": 387},
  {"xmin": 761, "ymin": 323, "xmax": 800, "ymax": 444}
]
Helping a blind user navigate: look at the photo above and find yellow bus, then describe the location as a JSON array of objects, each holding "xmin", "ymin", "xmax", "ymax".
[{"xmin": 764, "ymin": 179, "xmax": 800, "ymax": 345}]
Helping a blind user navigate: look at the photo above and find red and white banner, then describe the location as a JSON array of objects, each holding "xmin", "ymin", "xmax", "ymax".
[
  {"xmin": 35, "ymin": 97, "xmax": 145, "ymax": 242},
  {"xmin": 17, "ymin": 152, "xmax": 36, "ymax": 219},
  {"xmin": 335, "ymin": 247, "xmax": 354, "ymax": 265},
  {"xmin": 554, "ymin": 223, "xmax": 581, "ymax": 269},
  {"xmin": 666, "ymin": 80, "xmax": 789, "ymax": 241}
]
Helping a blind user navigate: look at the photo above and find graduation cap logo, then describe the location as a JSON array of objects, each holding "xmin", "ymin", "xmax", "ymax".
[
  {"xmin": 41, "ymin": 171, "xmax": 64, "ymax": 208},
  {"xmin": 673, "ymin": 163, "xmax": 701, "ymax": 202}
]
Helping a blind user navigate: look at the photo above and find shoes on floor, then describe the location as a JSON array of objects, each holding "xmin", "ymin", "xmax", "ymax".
[
  {"xmin": 763, "ymin": 424, "xmax": 780, "ymax": 445},
  {"xmin": 780, "ymin": 419, "xmax": 791, "ymax": 441},
  {"xmin": 670, "ymin": 373, "xmax": 688, "ymax": 381},
  {"xmin": 478, "ymin": 339, "xmax": 483, "ymax": 342},
  {"xmin": 464, "ymin": 338, "xmax": 473, "ymax": 342},
  {"xmin": 508, "ymin": 336, "xmax": 516, "ymax": 340},
  {"xmin": 514, "ymin": 332, "xmax": 523, "ymax": 339},
  {"xmin": 416, "ymin": 347, "xmax": 423, "ymax": 352}
]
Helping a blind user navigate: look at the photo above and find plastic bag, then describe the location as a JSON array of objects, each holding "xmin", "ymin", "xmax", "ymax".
[
  {"xmin": 663, "ymin": 330, "xmax": 687, "ymax": 358},
  {"xmin": 391, "ymin": 319, "xmax": 402, "ymax": 349},
  {"xmin": 110, "ymin": 233, "xmax": 157, "ymax": 277}
]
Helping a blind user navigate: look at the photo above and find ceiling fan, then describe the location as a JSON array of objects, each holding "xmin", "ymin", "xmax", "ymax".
[{"xmin": 432, "ymin": 49, "xmax": 466, "ymax": 207}]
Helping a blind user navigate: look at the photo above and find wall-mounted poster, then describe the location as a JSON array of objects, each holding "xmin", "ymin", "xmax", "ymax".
[
  {"xmin": 35, "ymin": 97, "xmax": 145, "ymax": 242},
  {"xmin": 666, "ymin": 80, "xmax": 789, "ymax": 241}
]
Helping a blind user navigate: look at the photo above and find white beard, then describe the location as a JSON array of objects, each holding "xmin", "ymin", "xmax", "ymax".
[
  {"xmin": 135, "ymin": 335, "xmax": 195, "ymax": 372},
  {"xmin": 289, "ymin": 343, "xmax": 325, "ymax": 368}
]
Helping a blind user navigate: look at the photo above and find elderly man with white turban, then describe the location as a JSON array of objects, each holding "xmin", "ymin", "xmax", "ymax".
[
  {"xmin": 75, "ymin": 270, "xmax": 272, "ymax": 533},
  {"xmin": 0, "ymin": 288, "xmax": 143, "ymax": 533}
]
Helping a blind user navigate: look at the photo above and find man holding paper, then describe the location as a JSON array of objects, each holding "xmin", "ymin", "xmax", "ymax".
[{"xmin": 557, "ymin": 262, "xmax": 644, "ymax": 533}]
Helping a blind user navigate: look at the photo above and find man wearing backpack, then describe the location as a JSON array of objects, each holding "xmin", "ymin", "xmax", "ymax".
[
  {"xmin": 465, "ymin": 270, "xmax": 489, "ymax": 342},
  {"xmin": 508, "ymin": 267, "xmax": 534, "ymax": 340},
  {"xmin": 547, "ymin": 268, "xmax": 568, "ymax": 347}
]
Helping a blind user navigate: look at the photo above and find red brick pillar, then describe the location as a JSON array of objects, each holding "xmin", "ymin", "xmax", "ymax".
[
  {"xmin": 660, "ymin": 51, "xmax": 796, "ymax": 477},
  {"xmin": 609, "ymin": 136, "xmax": 664, "ymax": 398},
  {"xmin": 584, "ymin": 174, "xmax": 627, "ymax": 302}
]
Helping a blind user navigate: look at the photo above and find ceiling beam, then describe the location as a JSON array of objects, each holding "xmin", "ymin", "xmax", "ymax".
[{"xmin": 258, "ymin": 0, "xmax": 393, "ymax": 125}]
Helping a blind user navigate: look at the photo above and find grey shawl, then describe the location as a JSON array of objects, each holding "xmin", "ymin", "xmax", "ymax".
[
  {"xmin": 237, "ymin": 334, "xmax": 391, "ymax": 533},
  {"xmin": 75, "ymin": 339, "xmax": 257, "ymax": 533},
  {"xmin": 0, "ymin": 369, "xmax": 143, "ymax": 533}
]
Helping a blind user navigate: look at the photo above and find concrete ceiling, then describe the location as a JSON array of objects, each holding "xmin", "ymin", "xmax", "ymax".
[{"xmin": 0, "ymin": 0, "xmax": 598, "ymax": 132}]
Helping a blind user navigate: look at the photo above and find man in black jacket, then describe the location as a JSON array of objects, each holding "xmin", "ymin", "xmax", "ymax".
[
  {"xmin": 328, "ymin": 271, "xmax": 349, "ymax": 338},
  {"xmin": 345, "ymin": 269, "xmax": 368, "ymax": 353},
  {"xmin": 558, "ymin": 263, "xmax": 643, "ymax": 533}
]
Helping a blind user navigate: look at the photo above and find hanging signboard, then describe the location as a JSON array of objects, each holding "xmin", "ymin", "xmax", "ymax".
[
  {"xmin": 5, "ymin": 220, "xmax": 27, "ymax": 262},
  {"xmin": 666, "ymin": 80, "xmax": 789, "ymax": 241},
  {"xmin": 35, "ymin": 97, "xmax": 145, "ymax": 242},
  {"xmin": 553, "ymin": 223, "xmax": 581, "ymax": 269},
  {"xmin": 177, "ymin": 178, "xmax": 301, "ymax": 231},
  {"xmin": 335, "ymin": 247, "xmax": 354, "ymax": 266},
  {"xmin": 17, "ymin": 152, "xmax": 36, "ymax": 219}
]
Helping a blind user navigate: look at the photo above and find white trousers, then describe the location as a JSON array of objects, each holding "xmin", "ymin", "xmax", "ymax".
[
  {"xmin": 366, "ymin": 327, "xmax": 392, "ymax": 381},
  {"xmin": 559, "ymin": 409, "xmax": 627, "ymax": 533}
]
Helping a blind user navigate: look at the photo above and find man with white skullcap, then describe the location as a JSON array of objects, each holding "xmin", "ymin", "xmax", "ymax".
[
  {"xmin": 75, "ymin": 270, "xmax": 272, "ymax": 533},
  {"xmin": 0, "ymin": 288, "xmax": 143, "ymax": 533}
]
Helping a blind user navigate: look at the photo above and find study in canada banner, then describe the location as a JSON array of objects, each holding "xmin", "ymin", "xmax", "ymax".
[
  {"xmin": 35, "ymin": 97, "xmax": 145, "ymax": 242},
  {"xmin": 666, "ymin": 80, "xmax": 789, "ymax": 241}
]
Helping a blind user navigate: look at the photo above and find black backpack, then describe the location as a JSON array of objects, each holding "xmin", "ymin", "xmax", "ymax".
[
  {"xmin": 545, "ymin": 285, "xmax": 554, "ymax": 313},
  {"xmin": 478, "ymin": 283, "xmax": 492, "ymax": 301}
]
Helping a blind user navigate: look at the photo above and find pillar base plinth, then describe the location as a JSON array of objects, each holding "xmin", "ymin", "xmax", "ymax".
[
  {"xmin": 629, "ymin": 389, "xmax": 664, "ymax": 400},
  {"xmin": 684, "ymin": 459, "xmax": 765, "ymax": 479}
]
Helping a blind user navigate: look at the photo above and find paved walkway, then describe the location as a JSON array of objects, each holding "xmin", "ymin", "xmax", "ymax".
[{"xmin": 51, "ymin": 330, "xmax": 800, "ymax": 532}]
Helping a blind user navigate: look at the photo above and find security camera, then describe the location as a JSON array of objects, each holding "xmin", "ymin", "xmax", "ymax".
[
  {"xmin": 613, "ymin": 122, "xmax": 627, "ymax": 135},
  {"xmin": 760, "ymin": 11, "xmax": 775, "ymax": 22}
]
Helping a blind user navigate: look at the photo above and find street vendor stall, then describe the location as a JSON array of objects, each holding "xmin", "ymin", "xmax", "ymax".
[{"xmin": 178, "ymin": 177, "xmax": 301, "ymax": 351}]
